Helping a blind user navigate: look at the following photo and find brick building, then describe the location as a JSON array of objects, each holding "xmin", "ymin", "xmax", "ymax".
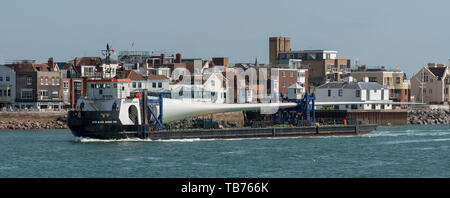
[{"xmin": 10, "ymin": 58, "xmax": 63, "ymax": 110}]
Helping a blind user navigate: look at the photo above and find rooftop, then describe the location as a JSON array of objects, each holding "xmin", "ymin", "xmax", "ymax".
[{"xmin": 317, "ymin": 81, "xmax": 384, "ymax": 90}]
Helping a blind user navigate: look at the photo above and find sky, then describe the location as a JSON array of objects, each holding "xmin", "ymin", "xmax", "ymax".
[{"xmin": 1, "ymin": 0, "xmax": 450, "ymax": 77}]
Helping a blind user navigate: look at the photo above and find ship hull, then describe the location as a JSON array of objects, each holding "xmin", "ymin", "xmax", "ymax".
[{"xmin": 68, "ymin": 111, "xmax": 377, "ymax": 140}]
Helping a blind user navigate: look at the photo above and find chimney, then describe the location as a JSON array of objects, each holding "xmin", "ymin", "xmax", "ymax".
[
  {"xmin": 160, "ymin": 54, "xmax": 165, "ymax": 64},
  {"xmin": 345, "ymin": 76, "xmax": 354, "ymax": 83},
  {"xmin": 175, "ymin": 53, "xmax": 182, "ymax": 63},
  {"xmin": 48, "ymin": 57, "xmax": 54, "ymax": 67},
  {"xmin": 74, "ymin": 57, "xmax": 79, "ymax": 66},
  {"xmin": 363, "ymin": 77, "xmax": 369, "ymax": 82}
]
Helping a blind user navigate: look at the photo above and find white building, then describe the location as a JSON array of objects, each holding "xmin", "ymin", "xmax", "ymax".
[
  {"xmin": 288, "ymin": 82, "xmax": 306, "ymax": 100},
  {"xmin": 170, "ymin": 72, "xmax": 228, "ymax": 103},
  {"xmin": 0, "ymin": 65, "xmax": 16, "ymax": 109},
  {"xmin": 315, "ymin": 77, "xmax": 392, "ymax": 110}
]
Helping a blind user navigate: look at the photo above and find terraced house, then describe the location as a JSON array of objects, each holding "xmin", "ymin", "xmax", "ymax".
[
  {"xmin": 8, "ymin": 58, "xmax": 63, "ymax": 110},
  {"xmin": 0, "ymin": 65, "xmax": 15, "ymax": 109}
]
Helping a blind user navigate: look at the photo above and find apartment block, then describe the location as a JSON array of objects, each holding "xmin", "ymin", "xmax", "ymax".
[{"xmin": 350, "ymin": 66, "xmax": 411, "ymax": 104}]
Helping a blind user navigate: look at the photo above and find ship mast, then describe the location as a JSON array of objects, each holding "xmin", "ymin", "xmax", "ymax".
[{"xmin": 101, "ymin": 43, "xmax": 112, "ymax": 79}]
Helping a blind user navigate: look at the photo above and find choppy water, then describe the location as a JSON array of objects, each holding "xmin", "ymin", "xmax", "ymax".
[{"xmin": 0, "ymin": 125, "xmax": 449, "ymax": 178}]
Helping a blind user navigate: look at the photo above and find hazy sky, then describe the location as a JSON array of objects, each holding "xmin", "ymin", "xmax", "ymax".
[{"xmin": 1, "ymin": 0, "xmax": 450, "ymax": 76}]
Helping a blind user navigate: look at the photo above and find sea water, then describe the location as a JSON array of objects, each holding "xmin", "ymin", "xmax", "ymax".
[{"xmin": 0, "ymin": 125, "xmax": 449, "ymax": 178}]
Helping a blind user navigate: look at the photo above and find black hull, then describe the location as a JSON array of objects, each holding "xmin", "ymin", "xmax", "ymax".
[{"xmin": 68, "ymin": 111, "xmax": 377, "ymax": 140}]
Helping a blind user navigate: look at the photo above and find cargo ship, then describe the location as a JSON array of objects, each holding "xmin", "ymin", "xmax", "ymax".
[{"xmin": 67, "ymin": 78, "xmax": 377, "ymax": 140}]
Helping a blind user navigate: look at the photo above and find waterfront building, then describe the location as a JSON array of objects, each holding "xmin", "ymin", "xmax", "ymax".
[
  {"xmin": 0, "ymin": 65, "xmax": 16, "ymax": 109},
  {"xmin": 410, "ymin": 62, "xmax": 450, "ymax": 104},
  {"xmin": 350, "ymin": 66, "xmax": 412, "ymax": 105},
  {"xmin": 61, "ymin": 78, "xmax": 84, "ymax": 109},
  {"xmin": 288, "ymin": 82, "xmax": 306, "ymax": 100},
  {"xmin": 269, "ymin": 37, "xmax": 351, "ymax": 87},
  {"xmin": 146, "ymin": 74, "xmax": 170, "ymax": 93},
  {"xmin": 170, "ymin": 72, "xmax": 228, "ymax": 103},
  {"xmin": 270, "ymin": 68, "xmax": 308, "ymax": 99},
  {"xmin": 10, "ymin": 58, "xmax": 63, "ymax": 110},
  {"xmin": 315, "ymin": 77, "xmax": 392, "ymax": 110}
]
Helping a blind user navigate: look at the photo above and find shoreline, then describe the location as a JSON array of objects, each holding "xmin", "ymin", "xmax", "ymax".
[{"xmin": 0, "ymin": 111, "xmax": 68, "ymax": 130}]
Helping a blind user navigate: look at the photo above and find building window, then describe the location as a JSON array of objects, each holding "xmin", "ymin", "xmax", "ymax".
[
  {"xmin": 0, "ymin": 90, "xmax": 2, "ymax": 96},
  {"xmin": 282, "ymin": 72, "xmax": 286, "ymax": 77},
  {"xmin": 369, "ymin": 77, "xmax": 377, "ymax": 82},
  {"xmin": 0, "ymin": 76, "xmax": 2, "ymax": 81},
  {"xmin": 290, "ymin": 72, "xmax": 294, "ymax": 77},
  {"xmin": 40, "ymin": 90, "xmax": 48, "ymax": 97},
  {"xmin": 7, "ymin": 89, "xmax": 11, "ymax": 96},
  {"xmin": 138, "ymin": 82, "xmax": 142, "ymax": 88},
  {"xmin": 21, "ymin": 90, "xmax": 33, "ymax": 99},
  {"xmin": 45, "ymin": 78, "xmax": 48, "ymax": 85},
  {"xmin": 52, "ymin": 91, "xmax": 59, "ymax": 98},
  {"xmin": 445, "ymin": 88, "xmax": 448, "ymax": 94},
  {"xmin": 328, "ymin": 90, "xmax": 331, "ymax": 97},
  {"xmin": 158, "ymin": 82, "xmax": 162, "ymax": 88},
  {"xmin": 56, "ymin": 78, "xmax": 60, "ymax": 85},
  {"xmin": 132, "ymin": 82, "xmax": 136, "ymax": 88},
  {"xmin": 5, "ymin": 76, "xmax": 9, "ymax": 82},
  {"xmin": 152, "ymin": 82, "xmax": 156, "ymax": 88},
  {"xmin": 356, "ymin": 90, "xmax": 361, "ymax": 97},
  {"xmin": 27, "ymin": 77, "xmax": 32, "ymax": 85},
  {"xmin": 396, "ymin": 77, "xmax": 401, "ymax": 84},
  {"xmin": 64, "ymin": 82, "xmax": 69, "ymax": 88},
  {"xmin": 41, "ymin": 78, "xmax": 44, "ymax": 85},
  {"xmin": 211, "ymin": 80, "xmax": 215, "ymax": 87},
  {"xmin": 282, "ymin": 82, "xmax": 286, "ymax": 88},
  {"xmin": 52, "ymin": 78, "xmax": 55, "ymax": 85},
  {"xmin": 429, "ymin": 89, "xmax": 432, "ymax": 94},
  {"xmin": 327, "ymin": 64, "xmax": 333, "ymax": 71},
  {"xmin": 338, "ymin": 89, "xmax": 343, "ymax": 96}
]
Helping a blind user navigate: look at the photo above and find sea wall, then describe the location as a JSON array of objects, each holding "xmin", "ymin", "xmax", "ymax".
[
  {"xmin": 0, "ymin": 111, "xmax": 244, "ymax": 130},
  {"xmin": 315, "ymin": 110, "xmax": 408, "ymax": 125},
  {"xmin": 408, "ymin": 109, "xmax": 450, "ymax": 125},
  {"xmin": 0, "ymin": 111, "xmax": 68, "ymax": 130}
]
